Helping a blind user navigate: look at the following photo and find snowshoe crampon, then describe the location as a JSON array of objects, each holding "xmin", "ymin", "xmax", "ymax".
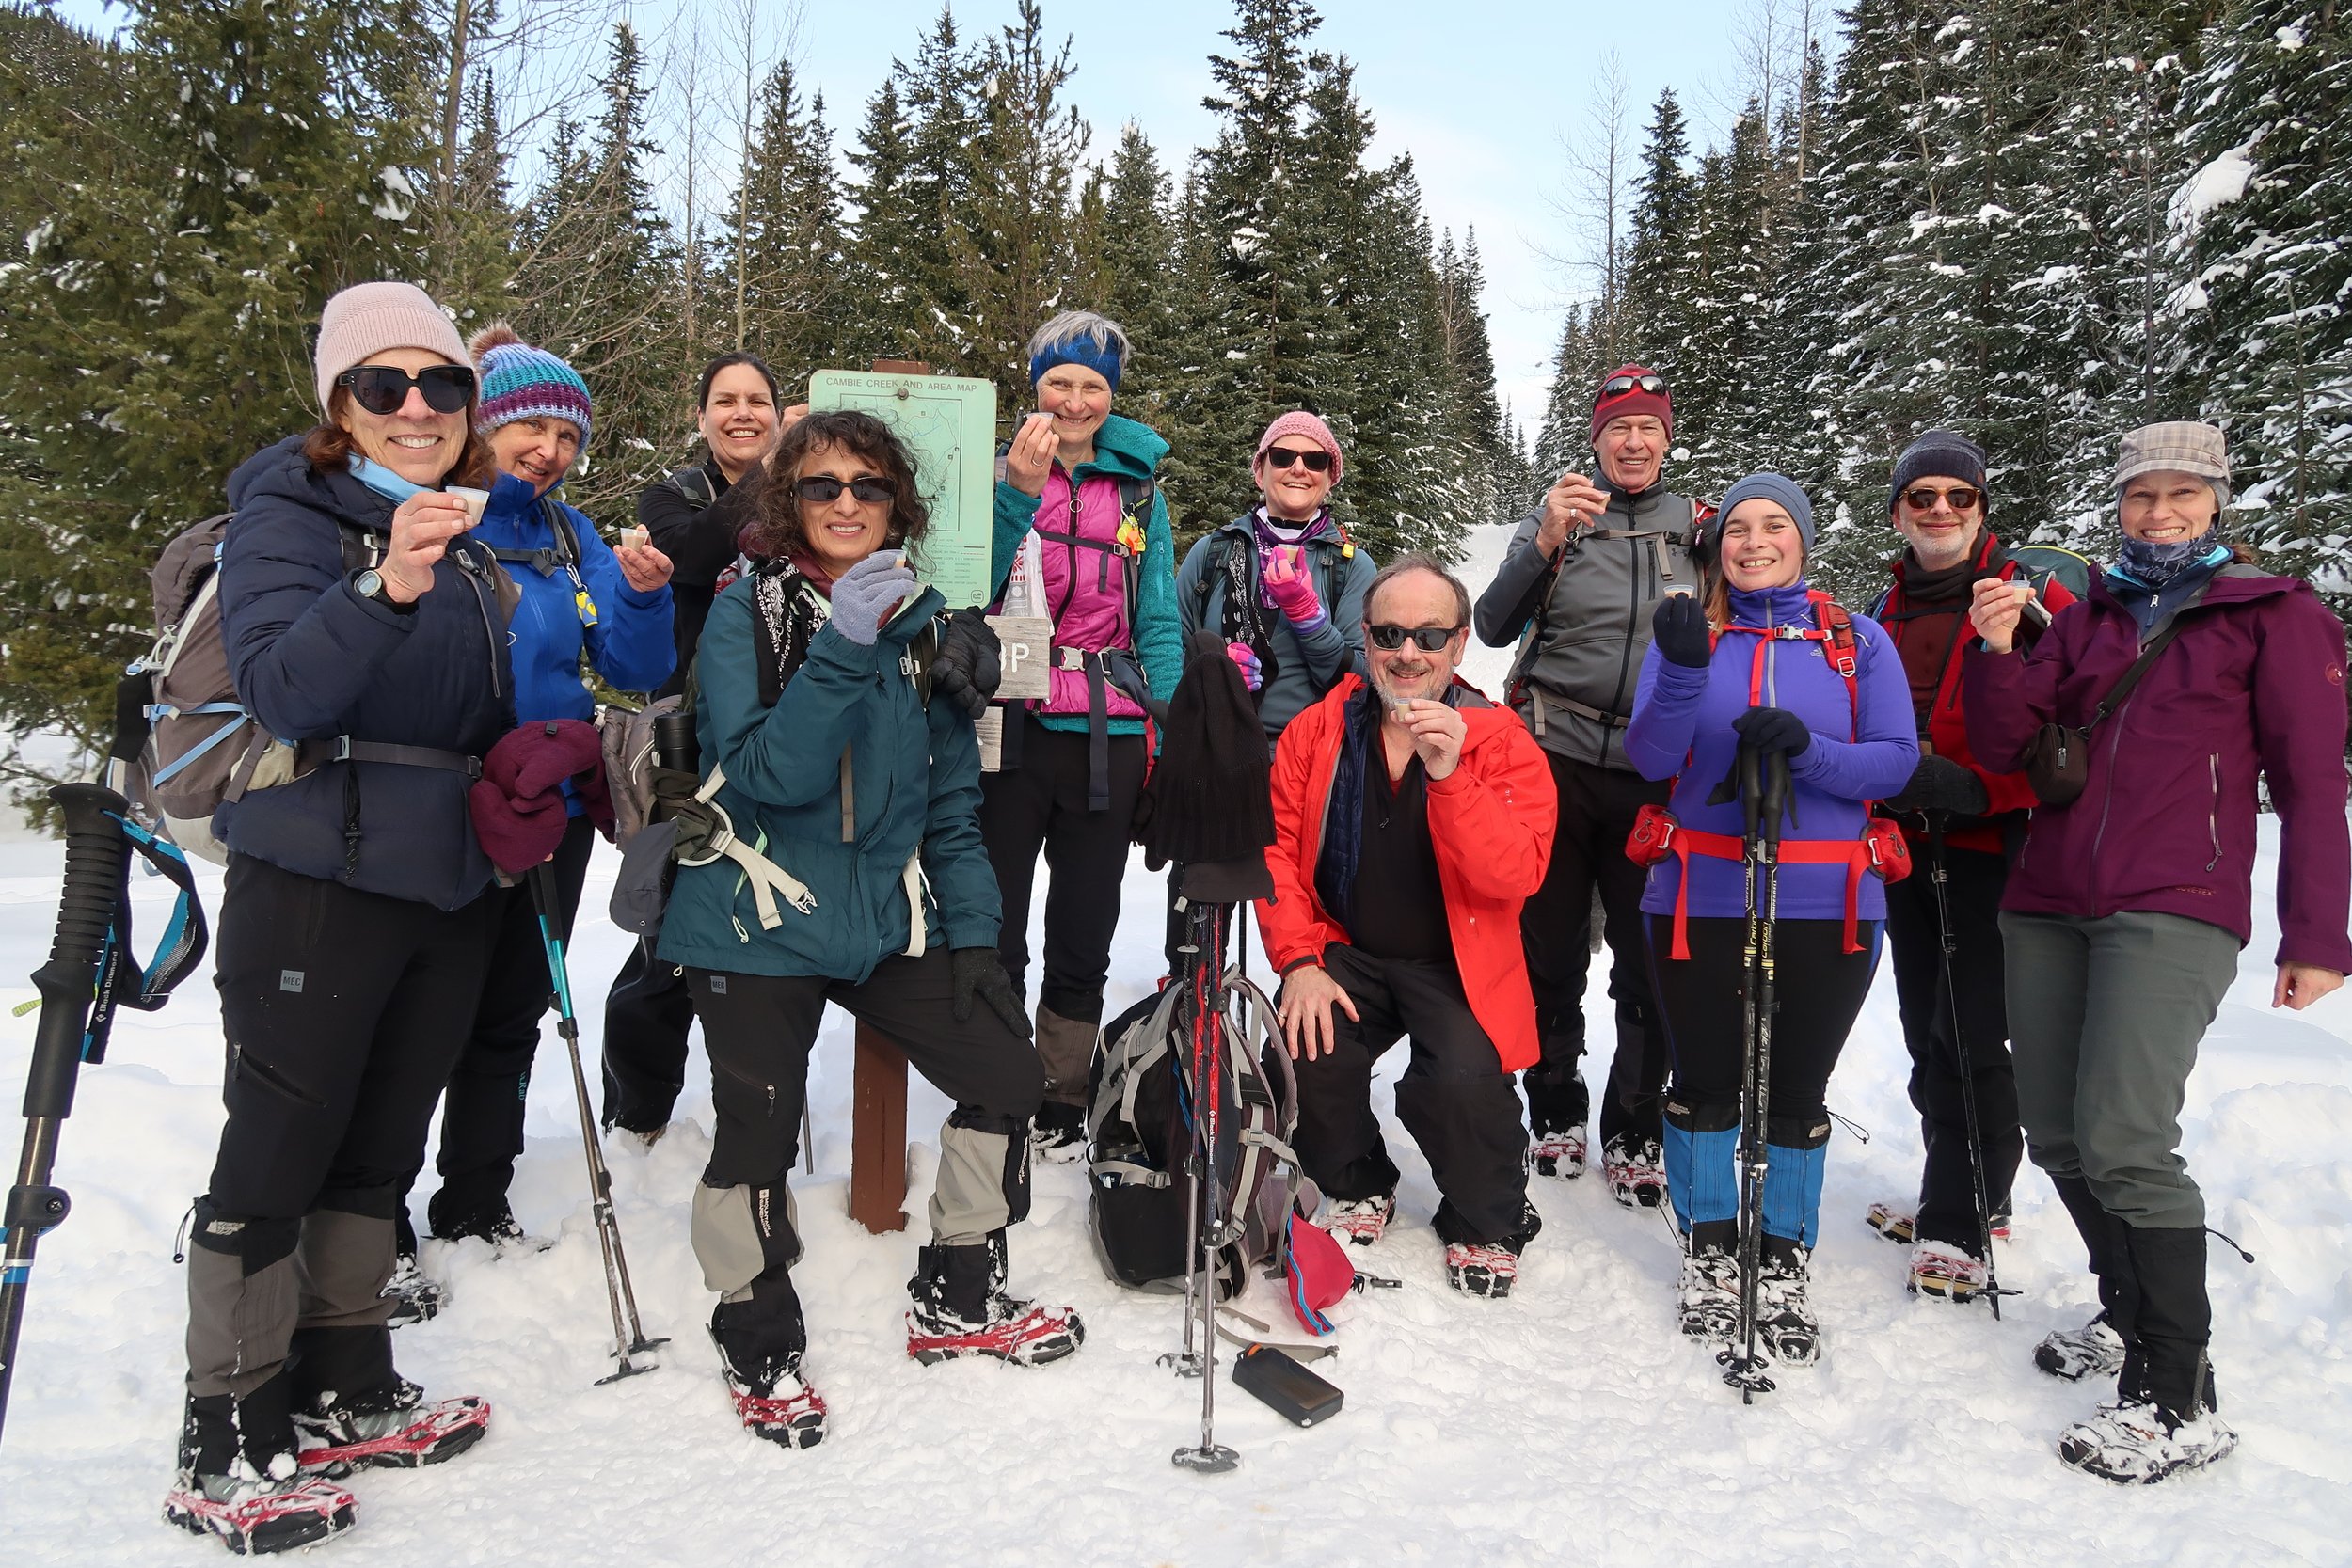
[
  {"xmin": 2057, "ymin": 1400, "xmax": 2239, "ymax": 1484},
  {"xmin": 165, "ymin": 1473, "xmax": 356, "ymax": 1556},
  {"xmin": 1315, "ymin": 1194, "xmax": 1395, "ymax": 1249},
  {"xmin": 295, "ymin": 1390, "xmax": 490, "ymax": 1474},
  {"xmin": 1603, "ymin": 1135, "xmax": 1666, "ymax": 1209},
  {"xmin": 1907, "ymin": 1240, "xmax": 1990, "ymax": 1302},
  {"xmin": 1445, "ymin": 1242, "xmax": 1520, "ymax": 1299},
  {"xmin": 724, "ymin": 1367, "xmax": 828, "ymax": 1449},
  {"xmin": 1677, "ymin": 1248, "xmax": 1740, "ymax": 1343},
  {"xmin": 906, "ymin": 1297, "xmax": 1085, "ymax": 1367},
  {"xmin": 1865, "ymin": 1202, "xmax": 1915, "ymax": 1244},
  {"xmin": 1528, "ymin": 1125, "xmax": 1586, "ymax": 1180},
  {"xmin": 2035, "ymin": 1313, "xmax": 2128, "ymax": 1382},
  {"xmin": 1756, "ymin": 1249, "xmax": 1821, "ymax": 1368},
  {"xmin": 380, "ymin": 1254, "xmax": 443, "ymax": 1329}
]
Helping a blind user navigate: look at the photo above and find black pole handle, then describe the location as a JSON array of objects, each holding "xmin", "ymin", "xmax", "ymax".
[
  {"xmin": 1739, "ymin": 743, "xmax": 1762, "ymax": 847},
  {"xmin": 23, "ymin": 784, "xmax": 131, "ymax": 1120},
  {"xmin": 1761, "ymin": 752, "xmax": 1790, "ymax": 851}
]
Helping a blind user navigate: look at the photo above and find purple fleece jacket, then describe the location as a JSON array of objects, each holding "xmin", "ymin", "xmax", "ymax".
[
  {"xmin": 1965, "ymin": 567, "xmax": 2352, "ymax": 971},
  {"xmin": 1625, "ymin": 581, "xmax": 1919, "ymax": 923}
]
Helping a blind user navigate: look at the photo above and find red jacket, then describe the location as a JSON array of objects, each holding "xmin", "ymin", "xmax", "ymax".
[
  {"xmin": 1873, "ymin": 533, "xmax": 2078, "ymax": 853},
  {"xmin": 1256, "ymin": 675, "xmax": 1556, "ymax": 1070}
]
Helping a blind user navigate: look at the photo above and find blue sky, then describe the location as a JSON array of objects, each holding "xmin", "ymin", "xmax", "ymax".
[{"xmin": 56, "ymin": 0, "xmax": 1787, "ymax": 429}]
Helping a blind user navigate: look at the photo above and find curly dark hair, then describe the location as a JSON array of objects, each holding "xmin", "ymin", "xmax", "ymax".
[{"xmin": 746, "ymin": 408, "xmax": 931, "ymax": 562}]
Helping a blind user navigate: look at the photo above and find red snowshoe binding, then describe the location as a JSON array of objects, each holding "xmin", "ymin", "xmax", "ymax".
[{"xmin": 906, "ymin": 1235, "xmax": 1084, "ymax": 1368}]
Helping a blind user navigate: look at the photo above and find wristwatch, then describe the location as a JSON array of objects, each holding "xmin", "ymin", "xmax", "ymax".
[{"xmin": 353, "ymin": 567, "xmax": 416, "ymax": 613}]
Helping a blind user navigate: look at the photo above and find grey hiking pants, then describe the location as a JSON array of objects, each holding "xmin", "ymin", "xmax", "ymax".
[{"xmin": 2001, "ymin": 909, "xmax": 2240, "ymax": 1229}]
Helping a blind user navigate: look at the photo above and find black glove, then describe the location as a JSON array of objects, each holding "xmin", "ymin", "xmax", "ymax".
[
  {"xmin": 930, "ymin": 609, "xmax": 1002, "ymax": 721},
  {"xmin": 1652, "ymin": 594, "xmax": 1712, "ymax": 668},
  {"xmin": 950, "ymin": 947, "xmax": 1031, "ymax": 1039},
  {"xmin": 1883, "ymin": 753, "xmax": 1991, "ymax": 818},
  {"xmin": 1731, "ymin": 705, "xmax": 1812, "ymax": 758}
]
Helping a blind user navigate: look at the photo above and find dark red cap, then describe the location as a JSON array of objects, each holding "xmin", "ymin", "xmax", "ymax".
[{"xmin": 1591, "ymin": 364, "xmax": 1674, "ymax": 444}]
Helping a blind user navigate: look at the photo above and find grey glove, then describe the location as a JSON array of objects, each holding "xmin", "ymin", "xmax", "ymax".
[
  {"xmin": 930, "ymin": 609, "xmax": 1003, "ymax": 721},
  {"xmin": 951, "ymin": 947, "xmax": 1032, "ymax": 1039},
  {"xmin": 1883, "ymin": 753, "xmax": 1992, "ymax": 818},
  {"xmin": 830, "ymin": 550, "xmax": 919, "ymax": 645}
]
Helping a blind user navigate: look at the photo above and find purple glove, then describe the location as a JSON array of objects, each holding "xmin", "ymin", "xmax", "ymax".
[
  {"xmin": 1227, "ymin": 641, "xmax": 1263, "ymax": 692},
  {"xmin": 1262, "ymin": 546, "xmax": 1327, "ymax": 629}
]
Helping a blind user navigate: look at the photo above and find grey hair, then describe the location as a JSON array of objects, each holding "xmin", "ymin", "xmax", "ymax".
[
  {"xmin": 1364, "ymin": 553, "xmax": 1471, "ymax": 629},
  {"xmin": 1025, "ymin": 310, "xmax": 1132, "ymax": 377}
]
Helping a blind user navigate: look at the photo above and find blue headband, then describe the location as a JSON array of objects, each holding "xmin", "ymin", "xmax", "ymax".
[{"xmin": 1030, "ymin": 336, "xmax": 1123, "ymax": 392}]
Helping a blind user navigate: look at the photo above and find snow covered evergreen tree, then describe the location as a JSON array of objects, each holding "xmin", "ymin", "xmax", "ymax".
[{"xmin": 732, "ymin": 58, "xmax": 849, "ymax": 390}]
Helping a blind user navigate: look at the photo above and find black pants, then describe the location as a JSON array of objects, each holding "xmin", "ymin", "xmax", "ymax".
[
  {"xmin": 1647, "ymin": 914, "xmax": 1877, "ymax": 1126},
  {"xmin": 978, "ymin": 711, "xmax": 1147, "ymax": 1025},
  {"xmin": 193, "ymin": 855, "xmax": 498, "ymax": 1402},
  {"xmin": 1283, "ymin": 944, "xmax": 1534, "ymax": 1247},
  {"xmin": 601, "ymin": 933, "xmax": 698, "ymax": 1134},
  {"xmin": 1519, "ymin": 752, "xmax": 1672, "ymax": 1144},
  {"xmin": 684, "ymin": 952, "xmax": 1044, "ymax": 1367},
  {"xmin": 1883, "ymin": 840, "xmax": 2022, "ymax": 1250},
  {"xmin": 394, "ymin": 816, "xmax": 595, "ymax": 1248}
]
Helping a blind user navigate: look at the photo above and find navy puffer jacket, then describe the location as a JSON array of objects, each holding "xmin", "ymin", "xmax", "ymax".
[{"xmin": 213, "ymin": 436, "xmax": 516, "ymax": 910}]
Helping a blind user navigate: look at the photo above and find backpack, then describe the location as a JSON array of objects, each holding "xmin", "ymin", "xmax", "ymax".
[
  {"xmin": 1085, "ymin": 973, "xmax": 1312, "ymax": 1301},
  {"xmin": 2011, "ymin": 544, "xmax": 2093, "ymax": 603}
]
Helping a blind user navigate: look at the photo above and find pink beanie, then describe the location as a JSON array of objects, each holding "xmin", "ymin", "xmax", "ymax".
[
  {"xmin": 313, "ymin": 281, "xmax": 469, "ymax": 413},
  {"xmin": 1253, "ymin": 410, "xmax": 1344, "ymax": 485}
]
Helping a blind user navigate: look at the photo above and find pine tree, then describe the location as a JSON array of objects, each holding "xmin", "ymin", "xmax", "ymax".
[
  {"xmin": 1089, "ymin": 124, "xmax": 1178, "ymax": 429},
  {"xmin": 1623, "ymin": 89, "xmax": 1701, "ymax": 370},
  {"xmin": 734, "ymin": 57, "xmax": 848, "ymax": 387}
]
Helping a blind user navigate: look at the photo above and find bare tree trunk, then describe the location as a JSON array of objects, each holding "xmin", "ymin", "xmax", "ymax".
[{"xmin": 441, "ymin": 0, "xmax": 472, "ymax": 187}]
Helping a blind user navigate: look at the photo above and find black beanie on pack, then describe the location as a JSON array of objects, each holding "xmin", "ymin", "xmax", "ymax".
[
  {"xmin": 1133, "ymin": 630, "xmax": 1275, "ymax": 887},
  {"xmin": 1889, "ymin": 429, "xmax": 1988, "ymax": 510}
]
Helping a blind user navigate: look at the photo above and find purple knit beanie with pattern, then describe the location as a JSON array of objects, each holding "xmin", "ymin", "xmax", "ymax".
[{"xmin": 469, "ymin": 323, "xmax": 593, "ymax": 444}]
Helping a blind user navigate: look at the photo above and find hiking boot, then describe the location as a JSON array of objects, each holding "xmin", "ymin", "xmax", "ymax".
[
  {"xmin": 905, "ymin": 1235, "xmax": 1083, "ymax": 1368},
  {"xmin": 1678, "ymin": 1246, "xmax": 1740, "ymax": 1343},
  {"xmin": 1756, "ymin": 1243, "xmax": 1821, "ymax": 1367},
  {"xmin": 165, "ymin": 1386, "xmax": 357, "ymax": 1555},
  {"xmin": 1445, "ymin": 1241, "xmax": 1522, "ymax": 1299},
  {"xmin": 1528, "ymin": 1124, "xmax": 1587, "ymax": 1180},
  {"xmin": 717, "ymin": 1345, "xmax": 828, "ymax": 1449},
  {"xmin": 1316, "ymin": 1194, "xmax": 1396, "ymax": 1249},
  {"xmin": 2057, "ymin": 1399, "xmax": 2239, "ymax": 1484},
  {"xmin": 2036, "ymin": 1312, "xmax": 2129, "ymax": 1382},
  {"xmin": 381, "ymin": 1253, "xmax": 443, "ymax": 1329},
  {"xmin": 428, "ymin": 1205, "xmax": 551, "ymax": 1256},
  {"xmin": 1028, "ymin": 1101, "xmax": 1087, "ymax": 1164},
  {"xmin": 1603, "ymin": 1133, "xmax": 1667, "ymax": 1209},
  {"xmin": 1908, "ymin": 1240, "xmax": 1990, "ymax": 1303},
  {"xmin": 293, "ymin": 1378, "xmax": 490, "ymax": 1474}
]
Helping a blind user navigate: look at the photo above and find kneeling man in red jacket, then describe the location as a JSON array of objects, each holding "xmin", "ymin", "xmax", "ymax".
[{"xmin": 1258, "ymin": 555, "xmax": 1557, "ymax": 1298}]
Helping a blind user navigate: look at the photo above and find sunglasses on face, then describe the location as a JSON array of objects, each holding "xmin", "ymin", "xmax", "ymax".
[
  {"xmin": 337, "ymin": 364, "xmax": 477, "ymax": 417},
  {"xmin": 1263, "ymin": 447, "xmax": 1334, "ymax": 473},
  {"xmin": 1902, "ymin": 485, "xmax": 1983, "ymax": 513},
  {"xmin": 1597, "ymin": 373, "xmax": 1668, "ymax": 403},
  {"xmin": 1367, "ymin": 624, "xmax": 1462, "ymax": 652},
  {"xmin": 793, "ymin": 474, "xmax": 896, "ymax": 505}
]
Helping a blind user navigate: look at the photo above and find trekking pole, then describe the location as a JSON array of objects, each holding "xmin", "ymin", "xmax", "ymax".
[
  {"xmin": 1173, "ymin": 897, "xmax": 1239, "ymax": 1475},
  {"xmin": 1, "ymin": 784, "xmax": 135, "ymax": 1445},
  {"xmin": 1159, "ymin": 897, "xmax": 1206, "ymax": 1381},
  {"xmin": 1923, "ymin": 814, "xmax": 2011, "ymax": 1319},
  {"xmin": 1722, "ymin": 746, "xmax": 1782, "ymax": 1402},
  {"xmin": 527, "ymin": 863, "xmax": 670, "ymax": 1385}
]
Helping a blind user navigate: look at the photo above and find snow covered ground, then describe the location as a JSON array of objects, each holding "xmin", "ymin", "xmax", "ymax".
[{"xmin": 6, "ymin": 525, "xmax": 2352, "ymax": 1565}]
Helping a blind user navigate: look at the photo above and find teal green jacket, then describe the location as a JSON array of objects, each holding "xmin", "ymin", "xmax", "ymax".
[
  {"xmin": 987, "ymin": 412, "xmax": 1184, "ymax": 736},
  {"xmin": 657, "ymin": 578, "xmax": 999, "ymax": 979}
]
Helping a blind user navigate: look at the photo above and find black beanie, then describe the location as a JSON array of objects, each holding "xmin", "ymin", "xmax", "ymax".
[
  {"xmin": 1133, "ymin": 630, "xmax": 1276, "ymax": 877},
  {"xmin": 1889, "ymin": 429, "xmax": 1988, "ymax": 511}
]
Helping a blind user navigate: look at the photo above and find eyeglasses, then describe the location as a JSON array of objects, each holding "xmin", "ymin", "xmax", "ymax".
[
  {"xmin": 1901, "ymin": 485, "xmax": 1983, "ymax": 513},
  {"xmin": 1263, "ymin": 447, "xmax": 1334, "ymax": 473},
  {"xmin": 336, "ymin": 365, "xmax": 477, "ymax": 416},
  {"xmin": 794, "ymin": 474, "xmax": 897, "ymax": 505},
  {"xmin": 1597, "ymin": 373, "xmax": 1668, "ymax": 403},
  {"xmin": 1367, "ymin": 624, "xmax": 1463, "ymax": 652}
]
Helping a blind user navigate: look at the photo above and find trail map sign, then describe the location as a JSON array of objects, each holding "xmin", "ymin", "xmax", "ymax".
[{"xmin": 808, "ymin": 369, "xmax": 997, "ymax": 610}]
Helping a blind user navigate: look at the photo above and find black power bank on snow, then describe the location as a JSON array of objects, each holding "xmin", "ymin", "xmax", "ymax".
[{"xmin": 1232, "ymin": 1344, "xmax": 1343, "ymax": 1427}]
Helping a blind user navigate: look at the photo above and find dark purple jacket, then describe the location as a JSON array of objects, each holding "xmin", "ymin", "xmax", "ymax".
[{"xmin": 1963, "ymin": 566, "xmax": 2352, "ymax": 971}]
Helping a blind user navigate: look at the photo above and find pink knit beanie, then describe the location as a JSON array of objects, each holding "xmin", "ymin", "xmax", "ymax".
[
  {"xmin": 313, "ymin": 281, "xmax": 469, "ymax": 413},
  {"xmin": 1252, "ymin": 410, "xmax": 1344, "ymax": 485}
]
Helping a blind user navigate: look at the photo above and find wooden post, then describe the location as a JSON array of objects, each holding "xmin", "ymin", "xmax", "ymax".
[{"xmin": 847, "ymin": 357, "xmax": 929, "ymax": 1235}]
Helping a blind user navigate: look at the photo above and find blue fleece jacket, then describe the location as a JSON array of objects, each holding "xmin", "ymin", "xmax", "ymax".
[{"xmin": 1624, "ymin": 581, "xmax": 1918, "ymax": 924}]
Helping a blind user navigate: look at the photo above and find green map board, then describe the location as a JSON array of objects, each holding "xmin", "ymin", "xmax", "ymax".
[{"xmin": 808, "ymin": 370, "xmax": 999, "ymax": 609}]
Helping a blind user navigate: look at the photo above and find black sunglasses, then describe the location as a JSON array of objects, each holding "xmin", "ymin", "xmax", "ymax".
[
  {"xmin": 1263, "ymin": 447, "xmax": 1334, "ymax": 473},
  {"xmin": 794, "ymin": 474, "xmax": 897, "ymax": 505},
  {"xmin": 1597, "ymin": 373, "xmax": 1668, "ymax": 403},
  {"xmin": 337, "ymin": 364, "xmax": 477, "ymax": 417},
  {"xmin": 1367, "ymin": 624, "xmax": 1462, "ymax": 652},
  {"xmin": 1901, "ymin": 484, "xmax": 1983, "ymax": 513}
]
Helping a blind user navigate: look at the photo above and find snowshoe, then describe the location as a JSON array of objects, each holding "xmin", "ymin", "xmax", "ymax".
[
  {"xmin": 1756, "ymin": 1245, "xmax": 1821, "ymax": 1367},
  {"xmin": 1907, "ymin": 1240, "xmax": 1990, "ymax": 1302},
  {"xmin": 1677, "ymin": 1247, "xmax": 1740, "ymax": 1342},
  {"xmin": 380, "ymin": 1253, "xmax": 443, "ymax": 1330},
  {"xmin": 429, "ymin": 1205, "xmax": 551, "ymax": 1256},
  {"xmin": 906, "ymin": 1238, "xmax": 1084, "ymax": 1368},
  {"xmin": 1445, "ymin": 1241, "xmax": 1521, "ymax": 1299},
  {"xmin": 1528, "ymin": 1124, "xmax": 1587, "ymax": 1180},
  {"xmin": 720, "ymin": 1357, "xmax": 828, "ymax": 1449},
  {"xmin": 1603, "ymin": 1133, "xmax": 1667, "ymax": 1209},
  {"xmin": 1315, "ymin": 1193, "xmax": 1396, "ymax": 1249},
  {"xmin": 2057, "ymin": 1399, "xmax": 2239, "ymax": 1484},
  {"xmin": 2035, "ymin": 1312, "xmax": 2129, "ymax": 1382},
  {"xmin": 294, "ymin": 1379, "xmax": 490, "ymax": 1474},
  {"xmin": 164, "ymin": 1468, "xmax": 357, "ymax": 1556},
  {"xmin": 1029, "ymin": 1100, "xmax": 1087, "ymax": 1164},
  {"xmin": 1869, "ymin": 1202, "xmax": 2010, "ymax": 1244}
]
